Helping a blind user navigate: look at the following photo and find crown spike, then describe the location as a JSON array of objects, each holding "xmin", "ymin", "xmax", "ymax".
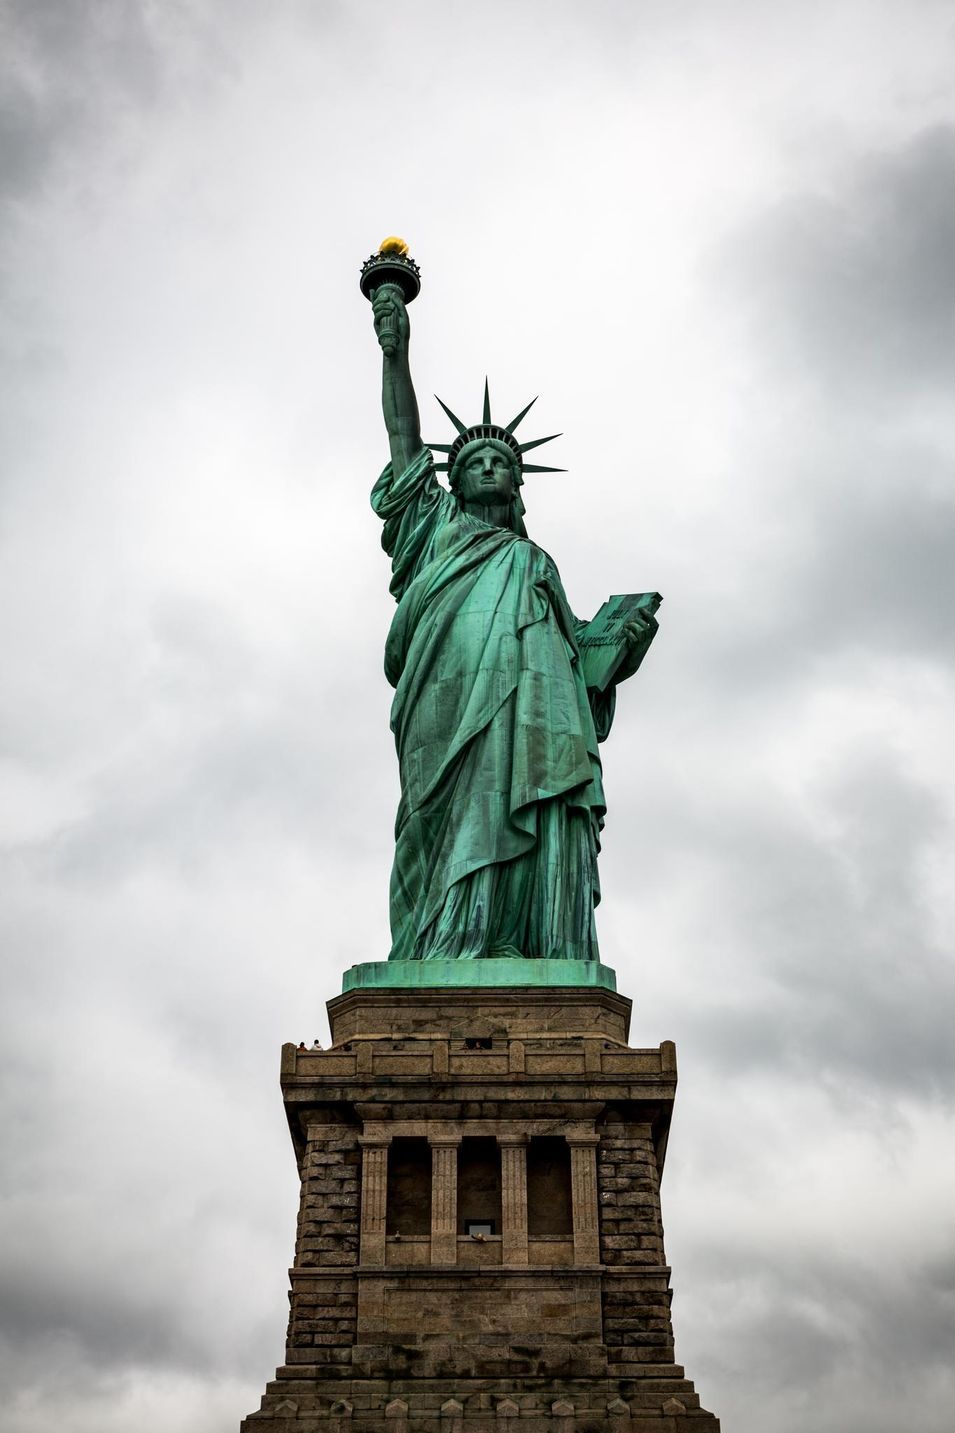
[
  {"xmin": 482, "ymin": 378, "xmax": 492, "ymax": 426},
  {"xmin": 505, "ymin": 397, "xmax": 538, "ymax": 433},
  {"xmin": 433, "ymin": 462, "xmax": 450, "ymax": 472},
  {"xmin": 434, "ymin": 395, "xmax": 468, "ymax": 435},
  {"xmin": 428, "ymin": 443, "xmax": 453, "ymax": 453},
  {"xmin": 521, "ymin": 463, "xmax": 566, "ymax": 473},
  {"xmin": 518, "ymin": 432, "xmax": 561, "ymax": 454}
]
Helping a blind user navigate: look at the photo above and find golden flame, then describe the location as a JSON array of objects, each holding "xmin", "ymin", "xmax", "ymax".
[{"xmin": 378, "ymin": 236, "xmax": 409, "ymax": 257}]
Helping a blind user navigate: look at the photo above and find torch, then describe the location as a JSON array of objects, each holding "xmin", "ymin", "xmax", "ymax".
[{"xmin": 359, "ymin": 237, "xmax": 421, "ymax": 357}]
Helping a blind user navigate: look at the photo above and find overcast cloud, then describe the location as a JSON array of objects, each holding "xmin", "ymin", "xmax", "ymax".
[{"xmin": 2, "ymin": 3, "xmax": 954, "ymax": 1431}]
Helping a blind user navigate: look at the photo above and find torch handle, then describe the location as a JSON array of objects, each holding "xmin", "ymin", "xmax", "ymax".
[{"xmin": 373, "ymin": 281, "xmax": 404, "ymax": 358}]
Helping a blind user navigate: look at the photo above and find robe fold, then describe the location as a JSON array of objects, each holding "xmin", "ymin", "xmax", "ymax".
[{"xmin": 371, "ymin": 448, "xmax": 614, "ymax": 962}]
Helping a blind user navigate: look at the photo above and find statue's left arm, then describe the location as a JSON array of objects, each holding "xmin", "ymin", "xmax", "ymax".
[
  {"xmin": 614, "ymin": 613, "xmax": 659, "ymax": 683},
  {"xmin": 574, "ymin": 612, "xmax": 659, "ymax": 743}
]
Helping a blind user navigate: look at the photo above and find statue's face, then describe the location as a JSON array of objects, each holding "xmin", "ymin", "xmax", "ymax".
[{"xmin": 455, "ymin": 443, "xmax": 517, "ymax": 506}]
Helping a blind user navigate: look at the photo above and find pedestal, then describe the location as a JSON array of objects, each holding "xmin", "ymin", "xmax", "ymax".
[{"xmin": 241, "ymin": 983, "xmax": 719, "ymax": 1430}]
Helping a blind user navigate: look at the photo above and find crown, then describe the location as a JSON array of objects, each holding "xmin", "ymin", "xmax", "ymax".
[{"xmin": 430, "ymin": 381, "xmax": 564, "ymax": 479}]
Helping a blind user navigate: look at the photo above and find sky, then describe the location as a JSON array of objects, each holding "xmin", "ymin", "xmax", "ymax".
[{"xmin": 2, "ymin": 1, "xmax": 954, "ymax": 1429}]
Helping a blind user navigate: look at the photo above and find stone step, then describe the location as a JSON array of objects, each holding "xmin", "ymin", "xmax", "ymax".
[
  {"xmin": 257, "ymin": 1387, "xmax": 705, "ymax": 1417},
  {"xmin": 269, "ymin": 1365, "xmax": 691, "ymax": 1390},
  {"xmin": 246, "ymin": 1413, "xmax": 720, "ymax": 1430}
]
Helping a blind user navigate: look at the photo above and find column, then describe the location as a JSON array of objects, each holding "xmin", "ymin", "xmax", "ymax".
[
  {"xmin": 358, "ymin": 1136, "xmax": 389, "ymax": 1266},
  {"xmin": 568, "ymin": 1134, "xmax": 601, "ymax": 1266},
  {"xmin": 429, "ymin": 1134, "xmax": 461, "ymax": 1265},
  {"xmin": 498, "ymin": 1133, "xmax": 528, "ymax": 1265}
]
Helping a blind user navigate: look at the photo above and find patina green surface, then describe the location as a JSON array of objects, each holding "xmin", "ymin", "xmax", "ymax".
[
  {"xmin": 354, "ymin": 251, "xmax": 658, "ymax": 987},
  {"xmin": 342, "ymin": 957, "xmax": 617, "ymax": 993}
]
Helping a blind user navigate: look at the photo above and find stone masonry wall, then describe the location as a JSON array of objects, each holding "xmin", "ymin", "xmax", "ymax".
[
  {"xmin": 598, "ymin": 1118, "xmax": 675, "ymax": 1368},
  {"xmin": 286, "ymin": 1121, "xmax": 360, "ymax": 1368}
]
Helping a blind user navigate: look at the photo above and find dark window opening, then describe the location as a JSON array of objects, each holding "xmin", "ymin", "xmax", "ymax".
[
  {"xmin": 464, "ymin": 1037, "xmax": 492, "ymax": 1050},
  {"xmin": 527, "ymin": 1136, "xmax": 573, "ymax": 1235},
  {"xmin": 457, "ymin": 1136, "xmax": 502, "ymax": 1234},
  {"xmin": 386, "ymin": 1138, "xmax": 432, "ymax": 1235}
]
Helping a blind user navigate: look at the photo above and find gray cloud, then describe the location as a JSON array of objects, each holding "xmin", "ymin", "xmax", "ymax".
[
  {"xmin": 717, "ymin": 124, "xmax": 955, "ymax": 399},
  {"xmin": 662, "ymin": 128, "xmax": 955, "ymax": 707},
  {"xmin": 0, "ymin": 2, "xmax": 160, "ymax": 207},
  {"xmin": 680, "ymin": 1250, "xmax": 955, "ymax": 1432},
  {"xmin": 605, "ymin": 730, "xmax": 955, "ymax": 1098}
]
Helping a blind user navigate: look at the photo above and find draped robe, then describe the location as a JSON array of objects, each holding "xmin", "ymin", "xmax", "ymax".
[{"xmin": 372, "ymin": 448, "xmax": 616, "ymax": 962}]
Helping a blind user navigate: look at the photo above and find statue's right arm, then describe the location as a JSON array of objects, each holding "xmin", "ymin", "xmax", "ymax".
[{"xmin": 372, "ymin": 287, "xmax": 423, "ymax": 476}]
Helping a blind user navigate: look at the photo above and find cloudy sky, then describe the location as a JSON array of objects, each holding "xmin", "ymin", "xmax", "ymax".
[{"xmin": 2, "ymin": 2, "xmax": 955, "ymax": 1429}]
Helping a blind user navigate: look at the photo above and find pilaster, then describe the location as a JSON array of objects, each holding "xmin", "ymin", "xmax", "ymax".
[
  {"xmin": 429, "ymin": 1134, "xmax": 461, "ymax": 1265},
  {"xmin": 497, "ymin": 1133, "xmax": 528, "ymax": 1264},
  {"xmin": 568, "ymin": 1133, "xmax": 601, "ymax": 1266},
  {"xmin": 358, "ymin": 1136, "xmax": 389, "ymax": 1267}
]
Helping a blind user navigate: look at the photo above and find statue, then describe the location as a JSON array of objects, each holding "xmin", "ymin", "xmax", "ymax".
[{"xmin": 361, "ymin": 240, "xmax": 659, "ymax": 967}]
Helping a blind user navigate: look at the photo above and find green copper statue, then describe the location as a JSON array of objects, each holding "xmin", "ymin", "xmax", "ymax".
[{"xmin": 363, "ymin": 241, "xmax": 659, "ymax": 968}]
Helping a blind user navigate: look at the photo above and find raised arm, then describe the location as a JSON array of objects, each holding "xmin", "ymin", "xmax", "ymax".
[{"xmin": 372, "ymin": 286, "xmax": 423, "ymax": 475}]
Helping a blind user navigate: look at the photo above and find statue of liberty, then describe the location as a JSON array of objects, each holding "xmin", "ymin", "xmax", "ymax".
[{"xmin": 363, "ymin": 241, "xmax": 659, "ymax": 969}]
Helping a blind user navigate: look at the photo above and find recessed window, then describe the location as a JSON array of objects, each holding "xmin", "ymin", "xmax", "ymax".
[
  {"xmin": 527, "ymin": 1136, "xmax": 573, "ymax": 1235},
  {"xmin": 386, "ymin": 1138, "xmax": 432, "ymax": 1235},
  {"xmin": 457, "ymin": 1136, "xmax": 502, "ymax": 1234},
  {"xmin": 464, "ymin": 1037, "xmax": 492, "ymax": 1050}
]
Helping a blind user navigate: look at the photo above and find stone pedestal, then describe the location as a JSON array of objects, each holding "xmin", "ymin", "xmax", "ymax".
[{"xmin": 242, "ymin": 985, "xmax": 719, "ymax": 1430}]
